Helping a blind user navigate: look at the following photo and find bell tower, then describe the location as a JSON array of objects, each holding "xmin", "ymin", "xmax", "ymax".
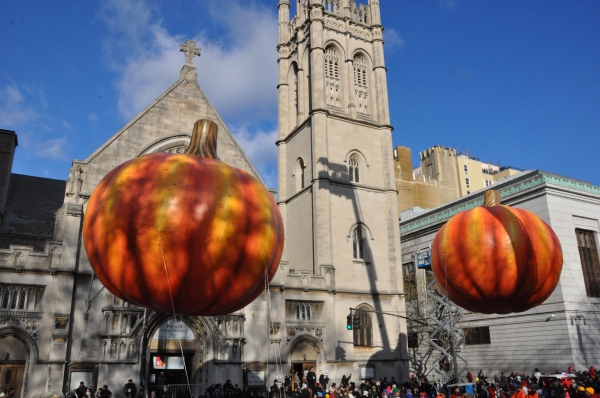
[{"xmin": 276, "ymin": 0, "xmax": 407, "ymax": 377}]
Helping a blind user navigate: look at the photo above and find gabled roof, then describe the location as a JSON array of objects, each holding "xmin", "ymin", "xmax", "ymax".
[{"xmin": 77, "ymin": 70, "xmax": 264, "ymax": 194}]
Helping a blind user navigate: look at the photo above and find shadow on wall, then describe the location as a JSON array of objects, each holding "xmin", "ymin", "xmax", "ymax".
[{"xmin": 316, "ymin": 157, "xmax": 408, "ymax": 380}]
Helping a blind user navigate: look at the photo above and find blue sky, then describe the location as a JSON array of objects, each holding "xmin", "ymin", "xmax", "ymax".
[{"xmin": 1, "ymin": 0, "xmax": 599, "ymax": 188}]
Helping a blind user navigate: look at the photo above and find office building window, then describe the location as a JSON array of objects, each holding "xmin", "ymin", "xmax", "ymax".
[
  {"xmin": 463, "ymin": 326, "xmax": 491, "ymax": 345},
  {"xmin": 576, "ymin": 229, "xmax": 600, "ymax": 298}
]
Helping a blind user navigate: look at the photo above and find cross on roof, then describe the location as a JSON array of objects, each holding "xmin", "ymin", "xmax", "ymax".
[{"xmin": 180, "ymin": 39, "xmax": 201, "ymax": 65}]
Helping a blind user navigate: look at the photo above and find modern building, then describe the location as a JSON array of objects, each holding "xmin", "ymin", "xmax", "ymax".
[
  {"xmin": 400, "ymin": 170, "xmax": 600, "ymax": 377},
  {"xmin": 0, "ymin": 1, "xmax": 408, "ymax": 397}
]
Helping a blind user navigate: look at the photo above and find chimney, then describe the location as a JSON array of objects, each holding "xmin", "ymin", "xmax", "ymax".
[{"xmin": 0, "ymin": 130, "xmax": 18, "ymax": 224}]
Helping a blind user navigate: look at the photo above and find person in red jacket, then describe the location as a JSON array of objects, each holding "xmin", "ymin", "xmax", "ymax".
[
  {"xmin": 528, "ymin": 388, "xmax": 538, "ymax": 398},
  {"xmin": 514, "ymin": 386, "xmax": 526, "ymax": 398}
]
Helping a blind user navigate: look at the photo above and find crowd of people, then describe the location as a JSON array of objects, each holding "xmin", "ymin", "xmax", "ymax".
[{"xmin": 54, "ymin": 365, "xmax": 600, "ymax": 398}]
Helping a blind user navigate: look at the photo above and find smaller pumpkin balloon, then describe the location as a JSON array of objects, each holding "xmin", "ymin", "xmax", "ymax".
[
  {"xmin": 83, "ymin": 119, "xmax": 284, "ymax": 316},
  {"xmin": 431, "ymin": 189, "xmax": 563, "ymax": 314}
]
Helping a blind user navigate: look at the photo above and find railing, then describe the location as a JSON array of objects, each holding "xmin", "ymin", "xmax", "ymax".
[{"xmin": 148, "ymin": 385, "xmax": 203, "ymax": 398}]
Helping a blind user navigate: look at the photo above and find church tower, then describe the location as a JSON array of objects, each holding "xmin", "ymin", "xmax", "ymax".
[{"xmin": 274, "ymin": 0, "xmax": 408, "ymax": 378}]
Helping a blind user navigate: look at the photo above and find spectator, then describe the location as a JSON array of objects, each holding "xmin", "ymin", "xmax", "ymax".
[
  {"xmin": 76, "ymin": 382, "xmax": 88, "ymax": 398},
  {"xmin": 100, "ymin": 385, "xmax": 112, "ymax": 398},
  {"xmin": 161, "ymin": 386, "xmax": 172, "ymax": 398},
  {"xmin": 124, "ymin": 379, "xmax": 138, "ymax": 398},
  {"xmin": 307, "ymin": 367, "xmax": 317, "ymax": 392}
]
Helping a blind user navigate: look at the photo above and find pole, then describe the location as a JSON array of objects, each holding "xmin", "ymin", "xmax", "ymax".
[
  {"xmin": 448, "ymin": 297, "xmax": 459, "ymax": 383},
  {"xmin": 63, "ymin": 211, "xmax": 85, "ymax": 396}
]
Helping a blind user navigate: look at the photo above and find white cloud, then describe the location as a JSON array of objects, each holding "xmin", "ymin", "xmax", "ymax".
[
  {"xmin": 34, "ymin": 136, "xmax": 70, "ymax": 160},
  {"xmin": 89, "ymin": 113, "xmax": 99, "ymax": 123},
  {"xmin": 99, "ymin": 0, "xmax": 280, "ymax": 185},
  {"xmin": 0, "ymin": 82, "xmax": 72, "ymax": 161},
  {"xmin": 384, "ymin": 28, "xmax": 405, "ymax": 51},
  {"xmin": 100, "ymin": 0, "xmax": 278, "ymax": 123},
  {"xmin": 0, "ymin": 84, "xmax": 38, "ymax": 128},
  {"xmin": 231, "ymin": 126, "xmax": 278, "ymax": 188},
  {"xmin": 439, "ymin": 0, "xmax": 457, "ymax": 11}
]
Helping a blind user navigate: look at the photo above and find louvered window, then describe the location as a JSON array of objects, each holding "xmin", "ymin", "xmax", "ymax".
[
  {"xmin": 325, "ymin": 46, "xmax": 340, "ymax": 106},
  {"xmin": 353, "ymin": 54, "xmax": 369, "ymax": 113}
]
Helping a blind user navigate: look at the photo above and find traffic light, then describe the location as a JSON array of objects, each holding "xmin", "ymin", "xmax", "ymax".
[
  {"xmin": 346, "ymin": 315, "xmax": 352, "ymax": 330},
  {"xmin": 353, "ymin": 312, "xmax": 361, "ymax": 330}
]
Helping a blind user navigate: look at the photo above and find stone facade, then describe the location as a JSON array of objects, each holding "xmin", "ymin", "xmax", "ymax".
[
  {"xmin": 0, "ymin": 2, "xmax": 409, "ymax": 397},
  {"xmin": 400, "ymin": 170, "xmax": 600, "ymax": 378}
]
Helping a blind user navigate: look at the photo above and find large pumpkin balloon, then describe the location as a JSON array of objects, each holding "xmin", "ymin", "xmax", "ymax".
[
  {"xmin": 431, "ymin": 190, "xmax": 562, "ymax": 314},
  {"xmin": 83, "ymin": 119, "xmax": 284, "ymax": 316}
]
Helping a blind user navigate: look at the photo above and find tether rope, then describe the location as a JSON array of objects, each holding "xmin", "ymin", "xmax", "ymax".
[{"xmin": 158, "ymin": 230, "xmax": 193, "ymax": 398}]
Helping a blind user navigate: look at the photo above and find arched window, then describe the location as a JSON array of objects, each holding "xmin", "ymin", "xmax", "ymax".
[
  {"xmin": 353, "ymin": 54, "xmax": 368, "ymax": 114},
  {"xmin": 353, "ymin": 226, "xmax": 365, "ymax": 260},
  {"xmin": 353, "ymin": 307, "xmax": 373, "ymax": 347},
  {"xmin": 324, "ymin": 45, "xmax": 340, "ymax": 107},
  {"xmin": 295, "ymin": 158, "xmax": 305, "ymax": 192},
  {"xmin": 348, "ymin": 155, "xmax": 360, "ymax": 183}
]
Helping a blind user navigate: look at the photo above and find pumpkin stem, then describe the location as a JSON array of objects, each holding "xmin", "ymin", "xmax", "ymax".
[
  {"xmin": 483, "ymin": 189, "xmax": 501, "ymax": 207},
  {"xmin": 185, "ymin": 119, "xmax": 218, "ymax": 159}
]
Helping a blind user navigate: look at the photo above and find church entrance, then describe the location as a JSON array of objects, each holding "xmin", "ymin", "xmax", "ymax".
[
  {"xmin": 0, "ymin": 335, "xmax": 29, "ymax": 398},
  {"xmin": 289, "ymin": 336, "xmax": 323, "ymax": 391},
  {"xmin": 290, "ymin": 362, "xmax": 316, "ymax": 388},
  {"xmin": 147, "ymin": 318, "xmax": 198, "ymax": 397}
]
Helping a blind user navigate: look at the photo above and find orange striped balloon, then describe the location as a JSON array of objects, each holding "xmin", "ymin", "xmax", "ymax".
[
  {"xmin": 431, "ymin": 191, "xmax": 563, "ymax": 314},
  {"xmin": 83, "ymin": 120, "xmax": 284, "ymax": 316}
]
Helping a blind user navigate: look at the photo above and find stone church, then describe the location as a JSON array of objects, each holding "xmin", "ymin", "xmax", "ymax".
[{"xmin": 0, "ymin": 1, "xmax": 408, "ymax": 397}]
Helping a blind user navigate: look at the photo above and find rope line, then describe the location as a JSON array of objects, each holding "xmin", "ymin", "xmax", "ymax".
[{"xmin": 158, "ymin": 230, "xmax": 193, "ymax": 398}]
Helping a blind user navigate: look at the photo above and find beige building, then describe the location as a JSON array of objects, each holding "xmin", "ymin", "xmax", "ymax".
[
  {"xmin": 0, "ymin": 1, "xmax": 408, "ymax": 398},
  {"xmin": 394, "ymin": 145, "xmax": 521, "ymax": 216},
  {"xmin": 394, "ymin": 146, "xmax": 459, "ymax": 217}
]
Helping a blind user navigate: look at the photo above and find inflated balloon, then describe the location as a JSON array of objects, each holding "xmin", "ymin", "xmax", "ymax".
[
  {"xmin": 431, "ymin": 190, "xmax": 563, "ymax": 314},
  {"xmin": 83, "ymin": 119, "xmax": 284, "ymax": 316}
]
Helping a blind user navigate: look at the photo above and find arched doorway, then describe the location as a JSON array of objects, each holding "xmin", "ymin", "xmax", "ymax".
[
  {"xmin": 288, "ymin": 335, "xmax": 322, "ymax": 389},
  {"xmin": 145, "ymin": 316, "xmax": 207, "ymax": 398},
  {"xmin": 0, "ymin": 330, "xmax": 36, "ymax": 398}
]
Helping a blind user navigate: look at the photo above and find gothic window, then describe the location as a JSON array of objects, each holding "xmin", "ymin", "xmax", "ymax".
[
  {"xmin": 349, "ymin": 155, "xmax": 360, "ymax": 183},
  {"xmin": 353, "ymin": 307, "xmax": 373, "ymax": 347},
  {"xmin": 296, "ymin": 303, "xmax": 311, "ymax": 321},
  {"xmin": 9, "ymin": 289, "xmax": 18, "ymax": 309},
  {"xmin": 353, "ymin": 226, "xmax": 365, "ymax": 260},
  {"xmin": 18, "ymin": 290, "xmax": 26, "ymax": 309},
  {"xmin": 576, "ymin": 229, "xmax": 600, "ymax": 297},
  {"xmin": 295, "ymin": 158, "xmax": 305, "ymax": 192},
  {"xmin": 353, "ymin": 54, "xmax": 369, "ymax": 113},
  {"xmin": 1, "ymin": 289, "xmax": 9, "ymax": 308},
  {"xmin": 0, "ymin": 286, "xmax": 28, "ymax": 310},
  {"xmin": 325, "ymin": 45, "xmax": 340, "ymax": 107}
]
